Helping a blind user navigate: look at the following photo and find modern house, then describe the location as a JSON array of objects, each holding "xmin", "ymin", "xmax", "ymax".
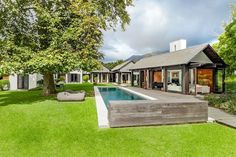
[
  {"xmin": 90, "ymin": 65, "xmax": 110, "ymax": 83},
  {"xmin": 130, "ymin": 39, "xmax": 227, "ymax": 95},
  {"xmin": 6, "ymin": 64, "xmax": 110, "ymax": 90},
  {"xmin": 110, "ymin": 60, "xmax": 135, "ymax": 84},
  {"xmin": 64, "ymin": 69, "xmax": 84, "ymax": 84}
]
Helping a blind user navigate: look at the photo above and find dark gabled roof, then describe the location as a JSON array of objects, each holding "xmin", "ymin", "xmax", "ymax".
[{"xmin": 130, "ymin": 44, "xmax": 226, "ymax": 70}]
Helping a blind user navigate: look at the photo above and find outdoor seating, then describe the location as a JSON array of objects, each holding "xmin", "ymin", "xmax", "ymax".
[{"xmin": 57, "ymin": 90, "xmax": 86, "ymax": 101}]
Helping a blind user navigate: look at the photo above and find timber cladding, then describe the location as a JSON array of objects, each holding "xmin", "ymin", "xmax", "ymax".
[{"xmin": 108, "ymin": 100, "xmax": 208, "ymax": 128}]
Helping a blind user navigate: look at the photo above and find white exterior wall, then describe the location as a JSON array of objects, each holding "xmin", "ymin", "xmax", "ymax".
[
  {"xmin": 170, "ymin": 39, "xmax": 187, "ymax": 52},
  {"xmin": 9, "ymin": 73, "xmax": 41, "ymax": 90},
  {"xmin": 65, "ymin": 69, "xmax": 83, "ymax": 83},
  {"xmin": 28, "ymin": 74, "xmax": 38, "ymax": 89},
  {"xmin": 9, "ymin": 74, "xmax": 18, "ymax": 90}
]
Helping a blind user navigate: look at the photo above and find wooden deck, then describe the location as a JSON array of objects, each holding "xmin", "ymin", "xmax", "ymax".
[{"xmin": 108, "ymin": 87, "xmax": 208, "ymax": 128}]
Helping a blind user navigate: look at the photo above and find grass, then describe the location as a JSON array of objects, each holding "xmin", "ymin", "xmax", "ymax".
[
  {"xmin": 0, "ymin": 83, "xmax": 236, "ymax": 157},
  {"xmin": 226, "ymin": 76, "xmax": 236, "ymax": 93}
]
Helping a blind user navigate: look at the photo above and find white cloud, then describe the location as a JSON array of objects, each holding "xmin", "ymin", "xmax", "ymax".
[{"xmin": 101, "ymin": 0, "xmax": 235, "ymax": 62}]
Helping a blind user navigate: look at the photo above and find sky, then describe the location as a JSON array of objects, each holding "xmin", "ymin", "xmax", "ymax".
[{"xmin": 101, "ymin": 0, "xmax": 236, "ymax": 62}]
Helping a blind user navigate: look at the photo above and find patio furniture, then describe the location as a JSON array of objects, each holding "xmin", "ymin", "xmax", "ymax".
[
  {"xmin": 57, "ymin": 90, "xmax": 85, "ymax": 101},
  {"xmin": 196, "ymin": 84, "xmax": 210, "ymax": 94},
  {"xmin": 152, "ymin": 82, "xmax": 163, "ymax": 89}
]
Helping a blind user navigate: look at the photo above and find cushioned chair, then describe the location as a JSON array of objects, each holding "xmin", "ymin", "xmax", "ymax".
[{"xmin": 57, "ymin": 90, "xmax": 85, "ymax": 101}]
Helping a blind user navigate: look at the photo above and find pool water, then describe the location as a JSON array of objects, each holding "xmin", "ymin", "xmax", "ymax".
[{"xmin": 98, "ymin": 87, "xmax": 146, "ymax": 107}]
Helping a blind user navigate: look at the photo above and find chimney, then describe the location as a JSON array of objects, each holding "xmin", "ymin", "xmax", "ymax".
[{"xmin": 169, "ymin": 39, "xmax": 187, "ymax": 52}]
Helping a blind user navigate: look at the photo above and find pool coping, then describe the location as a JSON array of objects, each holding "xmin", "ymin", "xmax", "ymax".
[
  {"xmin": 94, "ymin": 86, "xmax": 156, "ymax": 128},
  {"xmin": 94, "ymin": 86, "xmax": 109, "ymax": 128}
]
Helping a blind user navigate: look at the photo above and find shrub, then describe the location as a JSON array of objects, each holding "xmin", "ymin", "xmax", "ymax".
[
  {"xmin": 205, "ymin": 94, "xmax": 236, "ymax": 114},
  {"xmin": 59, "ymin": 76, "xmax": 65, "ymax": 82},
  {"xmin": 0, "ymin": 80, "xmax": 9, "ymax": 91},
  {"xmin": 83, "ymin": 75, "xmax": 89, "ymax": 83}
]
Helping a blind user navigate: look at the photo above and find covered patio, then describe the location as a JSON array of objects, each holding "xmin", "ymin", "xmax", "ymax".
[{"xmin": 130, "ymin": 44, "xmax": 227, "ymax": 95}]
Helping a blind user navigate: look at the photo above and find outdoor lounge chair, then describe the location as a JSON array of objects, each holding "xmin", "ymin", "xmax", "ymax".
[
  {"xmin": 152, "ymin": 82, "xmax": 163, "ymax": 89},
  {"xmin": 57, "ymin": 90, "xmax": 86, "ymax": 101}
]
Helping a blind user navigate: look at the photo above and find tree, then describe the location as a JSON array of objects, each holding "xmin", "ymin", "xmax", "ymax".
[
  {"xmin": 215, "ymin": 5, "xmax": 236, "ymax": 75},
  {"xmin": 104, "ymin": 60, "xmax": 124, "ymax": 70},
  {"xmin": 0, "ymin": 0, "xmax": 132, "ymax": 95}
]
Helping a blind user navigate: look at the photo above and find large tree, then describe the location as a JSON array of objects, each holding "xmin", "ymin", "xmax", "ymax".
[
  {"xmin": 0, "ymin": 0, "xmax": 132, "ymax": 95},
  {"xmin": 214, "ymin": 5, "xmax": 236, "ymax": 75}
]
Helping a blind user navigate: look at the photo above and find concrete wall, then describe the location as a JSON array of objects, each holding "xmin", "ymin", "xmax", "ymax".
[
  {"xmin": 9, "ymin": 74, "xmax": 18, "ymax": 90},
  {"xmin": 108, "ymin": 100, "xmax": 208, "ymax": 127}
]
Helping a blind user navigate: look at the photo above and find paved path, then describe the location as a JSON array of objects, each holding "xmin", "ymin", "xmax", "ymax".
[
  {"xmin": 208, "ymin": 107, "xmax": 236, "ymax": 129},
  {"xmin": 126, "ymin": 87, "xmax": 202, "ymax": 102},
  {"xmin": 126, "ymin": 87, "xmax": 236, "ymax": 129}
]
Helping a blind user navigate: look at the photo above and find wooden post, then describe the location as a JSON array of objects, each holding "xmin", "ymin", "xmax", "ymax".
[
  {"xmin": 222, "ymin": 68, "xmax": 226, "ymax": 93},
  {"xmin": 131, "ymin": 71, "xmax": 134, "ymax": 86},
  {"xmin": 118, "ymin": 72, "xmax": 121, "ymax": 84},
  {"xmin": 139, "ymin": 70, "xmax": 142, "ymax": 88},
  {"xmin": 182, "ymin": 65, "xmax": 189, "ymax": 94},
  {"xmin": 195, "ymin": 68, "xmax": 197, "ymax": 95},
  {"xmin": 164, "ymin": 68, "xmax": 168, "ymax": 92}
]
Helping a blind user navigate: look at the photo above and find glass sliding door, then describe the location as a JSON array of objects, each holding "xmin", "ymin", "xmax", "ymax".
[
  {"xmin": 152, "ymin": 70, "xmax": 164, "ymax": 90},
  {"xmin": 167, "ymin": 69, "xmax": 182, "ymax": 92},
  {"xmin": 17, "ymin": 75, "xmax": 29, "ymax": 89},
  {"xmin": 197, "ymin": 69, "xmax": 213, "ymax": 92}
]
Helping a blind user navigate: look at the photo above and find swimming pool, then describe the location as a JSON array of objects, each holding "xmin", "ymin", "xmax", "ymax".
[{"xmin": 98, "ymin": 87, "xmax": 146, "ymax": 107}]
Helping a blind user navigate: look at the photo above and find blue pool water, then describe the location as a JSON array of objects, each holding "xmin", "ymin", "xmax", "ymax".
[{"xmin": 98, "ymin": 87, "xmax": 146, "ymax": 107}]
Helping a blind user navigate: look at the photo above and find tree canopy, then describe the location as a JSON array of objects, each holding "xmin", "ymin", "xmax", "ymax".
[
  {"xmin": 214, "ymin": 5, "xmax": 236, "ymax": 75},
  {"xmin": 0, "ymin": 0, "xmax": 133, "ymax": 95}
]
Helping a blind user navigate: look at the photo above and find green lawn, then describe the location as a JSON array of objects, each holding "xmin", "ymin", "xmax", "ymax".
[
  {"xmin": 0, "ymin": 84, "xmax": 236, "ymax": 157},
  {"xmin": 226, "ymin": 76, "xmax": 236, "ymax": 93}
]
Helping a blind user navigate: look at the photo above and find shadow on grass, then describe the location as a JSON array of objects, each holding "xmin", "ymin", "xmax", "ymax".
[
  {"xmin": 0, "ymin": 83, "xmax": 113, "ymax": 106},
  {"xmin": 0, "ymin": 90, "xmax": 55, "ymax": 106}
]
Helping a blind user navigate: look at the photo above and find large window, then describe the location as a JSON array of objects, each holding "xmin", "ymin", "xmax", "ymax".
[
  {"xmin": 17, "ymin": 75, "xmax": 29, "ymax": 89},
  {"xmin": 167, "ymin": 69, "xmax": 182, "ymax": 92},
  {"xmin": 70, "ymin": 74, "xmax": 79, "ymax": 82},
  {"xmin": 197, "ymin": 69, "xmax": 213, "ymax": 91}
]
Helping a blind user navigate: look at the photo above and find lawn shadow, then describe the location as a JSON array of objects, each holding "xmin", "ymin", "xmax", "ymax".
[
  {"xmin": 0, "ymin": 83, "xmax": 112, "ymax": 106},
  {"xmin": 0, "ymin": 90, "xmax": 55, "ymax": 106}
]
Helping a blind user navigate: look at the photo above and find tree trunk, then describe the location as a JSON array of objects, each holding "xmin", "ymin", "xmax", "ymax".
[{"xmin": 43, "ymin": 72, "xmax": 56, "ymax": 96}]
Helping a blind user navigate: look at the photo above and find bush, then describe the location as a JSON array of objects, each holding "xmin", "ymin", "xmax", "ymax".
[
  {"xmin": 205, "ymin": 94, "xmax": 236, "ymax": 114},
  {"xmin": 83, "ymin": 75, "xmax": 89, "ymax": 83},
  {"xmin": 0, "ymin": 80, "xmax": 9, "ymax": 91}
]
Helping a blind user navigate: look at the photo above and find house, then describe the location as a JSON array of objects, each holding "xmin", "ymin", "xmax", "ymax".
[
  {"xmin": 64, "ymin": 69, "xmax": 84, "ymax": 84},
  {"xmin": 9, "ymin": 74, "xmax": 43, "ymax": 90},
  {"xmin": 90, "ymin": 65, "xmax": 110, "ymax": 83},
  {"xmin": 130, "ymin": 39, "xmax": 227, "ymax": 94},
  {"xmin": 110, "ymin": 60, "xmax": 135, "ymax": 84}
]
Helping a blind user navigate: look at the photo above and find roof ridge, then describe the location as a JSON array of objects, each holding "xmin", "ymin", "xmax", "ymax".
[{"xmin": 137, "ymin": 43, "xmax": 209, "ymax": 61}]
